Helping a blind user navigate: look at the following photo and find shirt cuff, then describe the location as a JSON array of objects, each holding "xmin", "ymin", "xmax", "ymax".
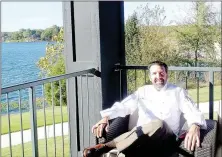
[
  {"xmin": 188, "ymin": 120, "xmax": 207, "ymax": 130},
  {"xmin": 100, "ymin": 108, "xmax": 117, "ymax": 120}
]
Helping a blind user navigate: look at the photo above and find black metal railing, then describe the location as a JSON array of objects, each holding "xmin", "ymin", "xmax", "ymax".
[
  {"xmin": 1, "ymin": 68, "xmax": 98, "ymax": 157},
  {"xmin": 116, "ymin": 65, "xmax": 222, "ymax": 120}
]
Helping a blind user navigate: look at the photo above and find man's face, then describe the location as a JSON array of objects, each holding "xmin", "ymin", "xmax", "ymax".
[{"xmin": 149, "ymin": 64, "xmax": 168, "ymax": 90}]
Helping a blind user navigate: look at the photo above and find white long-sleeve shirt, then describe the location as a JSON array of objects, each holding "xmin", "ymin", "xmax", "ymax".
[{"xmin": 100, "ymin": 83, "xmax": 207, "ymax": 135}]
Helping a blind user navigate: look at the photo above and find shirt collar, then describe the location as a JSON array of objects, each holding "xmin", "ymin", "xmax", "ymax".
[
  {"xmin": 152, "ymin": 81, "xmax": 168, "ymax": 92},
  {"xmin": 161, "ymin": 81, "xmax": 168, "ymax": 91}
]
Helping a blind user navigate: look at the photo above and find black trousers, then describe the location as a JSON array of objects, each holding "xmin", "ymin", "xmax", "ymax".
[{"xmin": 104, "ymin": 117, "xmax": 177, "ymax": 157}]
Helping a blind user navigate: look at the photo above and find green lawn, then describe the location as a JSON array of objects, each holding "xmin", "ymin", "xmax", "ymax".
[
  {"xmin": 188, "ymin": 85, "xmax": 221, "ymax": 103},
  {"xmin": 1, "ymin": 106, "xmax": 68, "ymax": 135},
  {"xmin": 1, "ymin": 135, "xmax": 70, "ymax": 157}
]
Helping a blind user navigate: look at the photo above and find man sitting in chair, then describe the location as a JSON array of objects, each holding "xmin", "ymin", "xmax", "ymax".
[{"xmin": 83, "ymin": 61, "xmax": 207, "ymax": 157}]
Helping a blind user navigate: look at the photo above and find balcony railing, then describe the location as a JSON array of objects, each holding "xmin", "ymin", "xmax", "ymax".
[
  {"xmin": 1, "ymin": 68, "xmax": 98, "ymax": 157},
  {"xmin": 116, "ymin": 65, "xmax": 222, "ymax": 120}
]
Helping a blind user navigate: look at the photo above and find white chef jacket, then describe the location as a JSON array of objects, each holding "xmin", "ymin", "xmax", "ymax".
[{"xmin": 100, "ymin": 83, "xmax": 207, "ymax": 135}]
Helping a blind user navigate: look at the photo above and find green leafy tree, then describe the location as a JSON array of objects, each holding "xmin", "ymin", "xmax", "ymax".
[
  {"xmin": 41, "ymin": 28, "xmax": 53, "ymax": 41},
  {"xmin": 41, "ymin": 25, "xmax": 61, "ymax": 41},
  {"xmin": 34, "ymin": 29, "xmax": 43, "ymax": 40},
  {"xmin": 138, "ymin": 4, "xmax": 183, "ymax": 66},
  {"xmin": 51, "ymin": 25, "xmax": 60, "ymax": 37},
  {"xmin": 125, "ymin": 12, "xmax": 141, "ymax": 65},
  {"xmin": 23, "ymin": 29, "xmax": 32, "ymax": 39},
  {"xmin": 37, "ymin": 28, "xmax": 66, "ymax": 106},
  {"xmin": 10, "ymin": 31, "xmax": 21, "ymax": 41},
  {"xmin": 175, "ymin": 2, "xmax": 219, "ymax": 67}
]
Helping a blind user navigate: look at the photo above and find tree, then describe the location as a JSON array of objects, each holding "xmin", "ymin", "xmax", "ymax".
[
  {"xmin": 22, "ymin": 29, "xmax": 32, "ymax": 40},
  {"xmin": 41, "ymin": 25, "xmax": 61, "ymax": 41},
  {"xmin": 136, "ymin": 4, "xmax": 183, "ymax": 66},
  {"xmin": 41, "ymin": 28, "xmax": 53, "ymax": 41},
  {"xmin": 51, "ymin": 25, "xmax": 60, "ymax": 37},
  {"xmin": 37, "ymin": 28, "xmax": 66, "ymax": 106},
  {"xmin": 175, "ymin": 2, "xmax": 219, "ymax": 67},
  {"xmin": 11, "ymin": 31, "xmax": 23, "ymax": 41},
  {"xmin": 125, "ymin": 12, "xmax": 141, "ymax": 65},
  {"xmin": 35, "ymin": 29, "xmax": 43, "ymax": 40}
]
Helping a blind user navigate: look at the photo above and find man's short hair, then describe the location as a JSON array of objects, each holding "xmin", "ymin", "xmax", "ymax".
[{"xmin": 148, "ymin": 61, "xmax": 168, "ymax": 73}]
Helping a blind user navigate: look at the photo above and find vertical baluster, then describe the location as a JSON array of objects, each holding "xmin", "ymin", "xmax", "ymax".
[
  {"xmin": 185, "ymin": 71, "xmax": 188, "ymax": 90},
  {"xmin": 29, "ymin": 87, "xmax": 39, "ymax": 157},
  {"xmin": 144, "ymin": 69, "xmax": 147, "ymax": 85},
  {"xmin": 119, "ymin": 69, "xmax": 122, "ymax": 100},
  {"xmin": 209, "ymin": 71, "xmax": 214, "ymax": 119},
  {"xmin": 51, "ymin": 82, "xmax": 56, "ymax": 157},
  {"xmin": 134, "ymin": 69, "xmax": 137, "ymax": 90},
  {"xmin": 59, "ymin": 80, "xmax": 65, "ymax": 157},
  {"xmin": 66, "ymin": 78, "xmax": 72, "ymax": 154},
  {"xmin": 42, "ymin": 84, "xmax": 48, "ymax": 157},
  {"xmin": 196, "ymin": 72, "xmax": 200, "ymax": 109},
  {"xmin": 175, "ymin": 71, "xmax": 177, "ymax": 84},
  {"xmin": 18, "ymin": 90, "xmax": 24, "ymax": 157},
  {"xmin": 126, "ymin": 69, "xmax": 128, "ymax": 95},
  {"xmin": 6, "ymin": 93, "xmax": 12, "ymax": 157}
]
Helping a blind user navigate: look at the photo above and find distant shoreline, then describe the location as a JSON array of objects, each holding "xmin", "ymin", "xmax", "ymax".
[
  {"xmin": 2, "ymin": 25, "xmax": 62, "ymax": 43},
  {"xmin": 3, "ymin": 40, "xmax": 52, "ymax": 43},
  {"xmin": 2, "ymin": 41, "xmax": 55, "ymax": 44}
]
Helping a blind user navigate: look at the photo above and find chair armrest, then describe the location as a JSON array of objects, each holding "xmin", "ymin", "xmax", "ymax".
[
  {"xmin": 195, "ymin": 119, "xmax": 218, "ymax": 157},
  {"xmin": 178, "ymin": 119, "xmax": 218, "ymax": 157}
]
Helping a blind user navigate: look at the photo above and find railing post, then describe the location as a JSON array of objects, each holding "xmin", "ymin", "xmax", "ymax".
[
  {"xmin": 29, "ymin": 87, "xmax": 39, "ymax": 157},
  {"xmin": 196, "ymin": 71, "xmax": 200, "ymax": 109},
  {"xmin": 185, "ymin": 71, "xmax": 188, "ymax": 90},
  {"xmin": 209, "ymin": 71, "xmax": 214, "ymax": 120},
  {"xmin": 174, "ymin": 71, "xmax": 177, "ymax": 84}
]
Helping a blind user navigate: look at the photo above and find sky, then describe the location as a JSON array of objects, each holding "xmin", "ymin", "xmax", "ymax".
[
  {"xmin": 1, "ymin": 2, "xmax": 63, "ymax": 32},
  {"xmin": 1, "ymin": 2, "xmax": 221, "ymax": 32}
]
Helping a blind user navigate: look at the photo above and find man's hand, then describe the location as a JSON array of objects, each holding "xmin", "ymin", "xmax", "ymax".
[
  {"xmin": 184, "ymin": 124, "xmax": 200, "ymax": 151},
  {"xmin": 91, "ymin": 117, "xmax": 109, "ymax": 138}
]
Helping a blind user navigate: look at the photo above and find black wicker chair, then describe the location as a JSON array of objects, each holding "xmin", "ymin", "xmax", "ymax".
[{"xmin": 97, "ymin": 113, "xmax": 218, "ymax": 157}]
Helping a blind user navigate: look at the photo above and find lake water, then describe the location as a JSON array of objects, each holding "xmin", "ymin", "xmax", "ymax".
[
  {"xmin": 2, "ymin": 42, "xmax": 48, "ymax": 88},
  {"xmin": 1, "ymin": 42, "xmax": 49, "ymax": 113}
]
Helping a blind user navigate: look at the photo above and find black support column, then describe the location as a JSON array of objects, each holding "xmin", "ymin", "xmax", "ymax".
[{"xmin": 99, "ymin": 1, "xmax": 127, "ymax": 109}]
